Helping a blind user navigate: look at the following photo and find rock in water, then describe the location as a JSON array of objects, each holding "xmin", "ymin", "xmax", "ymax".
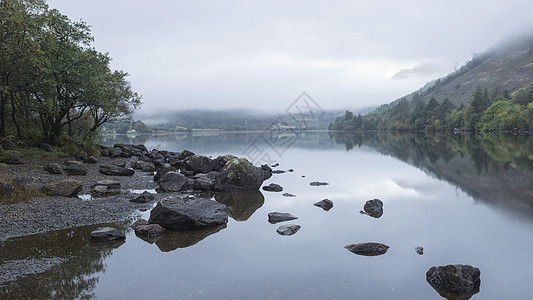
[
  {"xmin": 344, "ymin": 242, "xmax": 389, "ymax": 256},
  {"xmin": 91, "ymin": 227, "xmax": 125, "ymax": 242},
  {"xmin": 268, "ymin": 212, "xmax": 298, "ymax": 224},
  {"xmin": 282, "ymin": 193, "xmax": 296, "ymax": 197},
  {"xmin": 131, "ymin": 219, "xmax": 165, "ymax": 237},
  {"xmin": 426, "ymin": 264, "xmax": 481, "ymax": 299},
  {"xmin": 148, "ymin": 197, "xmax": 228, "ymax": 230},
  {"xmin": 415, "ymin": 246, "xmax": 424, "ymax": 255},
  {"xmin": 361, "ymin": 199, "xmax": 383, "ymax": 218},
  {"xmin": 277, "ymin": 224, "xmax": 301, "ymax": 236},
  {"xmin": 309, "ymin": 181, "xmax": 329, "ymax": 186},
  {"xmin": 314, "ymin": 199, "xmax": 334, "ymax": 211},
  {"xmin": 215, "ymin": 158, "xmax": 272, "ymax": 192},
  {"xmin": 262, "ymin": 183, "xmax": 283, "ymax": 192}
]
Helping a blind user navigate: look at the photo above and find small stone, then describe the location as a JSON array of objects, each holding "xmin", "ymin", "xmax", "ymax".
[
  {"xmin": 415, "ymin": 246, "xmax": 424, "ymax": 255},
  {"xmin": 344, "ymin": 242, "xmax": 389, "ymax": 256},
  {"xmin": 262, "ymin": 183, "xmax": 283, "ymax": 192},
  {"xmin": 276, "ymin": 224, "xmax": 301, "ymax": 236},
  {"xmin": 282, "ymin": 193, "xmax": 296, "ymax": 197},
  {"xmin": 314, "ymin": 199, "xmax": 333, "ymax": 211},
  {"xmin": 268, "ymin": 212, "xmax": 298, "ymax": 224},
  {"xmin": 272, "ymin": 170, "xmax": 286, "ymax": 174},
  {"xmin": 309, "ymin": 181, "xmax": 329, "ymax": 186}
]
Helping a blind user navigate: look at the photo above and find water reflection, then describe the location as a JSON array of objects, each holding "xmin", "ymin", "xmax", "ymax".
[
  {"xmin": 0, "ymin": 222, "xmax": 130, "ymax": 299},
  {"xmin": 136, "ymin": 224, "xmax": 227, "ymax": 252},
  {"xmin": 214, "ymin": 191, "xmax": 265, "ymax": 221},
  {"xmin": 331, "ymin": 132, "xmax": 533, "ymax": 221}
]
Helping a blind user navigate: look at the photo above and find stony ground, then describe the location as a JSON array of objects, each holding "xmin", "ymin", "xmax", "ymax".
[{"xmin": 0, "ymin": 156, "xmax": 165, "ymax": 241}]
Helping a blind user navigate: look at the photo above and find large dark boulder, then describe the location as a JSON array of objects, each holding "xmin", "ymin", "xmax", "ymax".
[
  {"xmin": 148, "ymin": 197, "xmax": 228, "ymax": 230},
  {"xmin": 193, "ymin": 175, "xmax": 216, "ymax": 191},
  {"xmin": 132, "ymin": 160, "xmax": 156, "ymax": 172},
  {"xmin": 158, "ymin": 171, "xmax": 189, "ymax": 192},
  {"xmin": 215, "ymin": 158, "xmax": 272, "ymax": 192},
  {"xmin": 344, "ymin": 242, "xmax": 389, "ymax": 256},
  {"xmin": 99, "ymin": 164, "xmax": 134, "ymax": 176},
  {"xmin": 211, "ymin": 155, "xmax": 236, "ymax": 172},
  {"xmin": 426, "ymin": 264, "xmax": 481, "ymax": 299},
  {"xmin": 42, "ymin": 179, "xmax": 83, "ymax": 197},
  {"xmin": 360, "ymin": 199, "xmax": 383, "ymax": 218},
  {"xmin": 154, "ymin": 166, "xmax": 177, "ymax": 182}
]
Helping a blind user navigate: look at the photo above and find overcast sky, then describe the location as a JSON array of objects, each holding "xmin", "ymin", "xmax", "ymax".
[{"xmin": 47, "ymin": 0, "xmax": 533, "ymax": 115}]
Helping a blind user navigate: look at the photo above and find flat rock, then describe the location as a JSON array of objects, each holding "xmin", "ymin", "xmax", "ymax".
[
  {"xmin": 130, "ymin": 191, "xmax": 155, "ymax": 203},
  {"xmin": 282, "ymin": 193, "xmax": 296, "ymax": 197},
  {"xmin": 426, "ymin": 264, "xmax": 481, "ymax": 299},
  {"xmin": 92, "ymin": 180, "xmax": 121, "ymax": 189},
  {"xmin": 309, "ymin": 181, "xmax": 329, "ymax": 186},
  {"xmin": 344, "ymin": 242, "xmax": 389, "ymax": 256},
  {"xmin": 90, "ymin": 227, "xmax": 125, "ymax": 242},
  {"xmin": 148, "ymin": 197, "xmax": 228, "ymax": 230},
  {"xmin": 99, "ymin": 164, "xmax": 134, "ymax": 176},
  {"xmin": 314, "ymin": 199, "xmax": 334, "ymax": 211},
  {"xmin": 272, "ymin": 170, "xmax": 286, "ymax": 174},
  {"xmin": 277, "ymin": 224, "xmax": 301, "ymax": 236},
  {"xmin": 42, "ymin": 179, "xmax": 83, "ymax": 197},
  {"xmin": 90, "ymin": 185, "xmax": 121, "ymax": 198},
  {"xmin": 268, "ymin": 212, "xmax": 298, "ymax": 224},
  {"xmin": 262, "ymin": 183, "xmax": 283, "ymax": 192}
]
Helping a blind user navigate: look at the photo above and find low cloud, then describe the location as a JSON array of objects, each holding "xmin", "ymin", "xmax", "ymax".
[{"xmin": 391, "ymin": 61, "xmax": 449, "ymax": 80}]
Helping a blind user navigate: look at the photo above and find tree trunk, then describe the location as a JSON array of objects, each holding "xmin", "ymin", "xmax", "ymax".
[
  {"xmin": 9, "ymin": 92, "xmax": 21, "ymax": 138},
  {"xmin": 0, "ymin": 92, "xmax": 5, "ymax": 137}
]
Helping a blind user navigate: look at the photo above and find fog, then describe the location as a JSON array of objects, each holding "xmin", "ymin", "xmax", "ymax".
[{"xmin": 46, "ymin": 0, "xmax": 533, "ymax": 115}]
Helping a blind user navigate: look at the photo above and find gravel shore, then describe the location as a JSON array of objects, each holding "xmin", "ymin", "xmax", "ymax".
[{"xmin": 0, "ymin": 156, "xmax": 164, "ymax": 241}]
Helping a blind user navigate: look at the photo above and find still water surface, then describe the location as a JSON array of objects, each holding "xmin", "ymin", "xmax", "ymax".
[{"xmin": 2, "ymin": 132, "xmax": 533, "ymax": 299}]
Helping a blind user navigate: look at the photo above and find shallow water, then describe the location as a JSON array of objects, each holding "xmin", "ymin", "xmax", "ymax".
[{"xmin": 2, "ymin": 132, "xmax": 533, "ymax": 299}]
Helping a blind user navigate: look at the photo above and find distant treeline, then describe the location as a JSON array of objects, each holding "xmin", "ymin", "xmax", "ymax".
[
  {"xmin": 0, "ymin": 0, "xmax": 140, "ymax": 145},
  {"xmin": 330, "ymin": 85, "xmax": 533, "ymax": 132}
]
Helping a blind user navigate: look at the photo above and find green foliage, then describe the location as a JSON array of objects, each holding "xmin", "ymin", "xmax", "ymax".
[{"xmin": 0, "ymin": 0, "xmax": 141, "ymax": 144}]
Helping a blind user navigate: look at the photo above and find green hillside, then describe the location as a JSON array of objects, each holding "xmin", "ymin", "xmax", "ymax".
[{"xmin": 330, "ymin": 35, "xmax": 533, "ymax": 132}]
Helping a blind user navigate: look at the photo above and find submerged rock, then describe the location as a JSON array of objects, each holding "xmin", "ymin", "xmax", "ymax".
[
  {"xmin": 360, "ymin": 199, "xmax": 383, "ymax": 218},
  {"xmin": 90, "ymin": 227, "xmax": 125, "ymax": 242},
  {"xmin": 277, "ymin": 224, "xmax": 301, "ymax": 236},
  {"xmin": 148, "ymin": 197, "xmax": 228, "ymax": 230},
  {"xmin": 314, "ymin": 199, "xmax": 334, "ymax": 211},
  {"xmin": 262, "ymin": 183, "xmax": 283, "ymax": 192},
  {"xmin": 268, "ymin": 212, "xmax": 298, "ymax": 224},
  {"xmin": 344, "ymin": 242, "xmax": 389, "ymax": 256},
  {"xmin": 426, "ymin": 264, "xmax": 481, "ymax": 299}
]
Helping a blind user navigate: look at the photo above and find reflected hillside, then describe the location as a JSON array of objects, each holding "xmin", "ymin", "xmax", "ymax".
[{"xmin": 331, "ymin": 132, "xmax": 533, "ymax": 220}]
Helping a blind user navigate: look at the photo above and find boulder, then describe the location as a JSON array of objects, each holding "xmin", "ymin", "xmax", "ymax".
[
  {"xmin": 44, "ymin": 163, "xmax": 65, "ymax": 174},
  {"xmin": 262, "ymin": 183, "xmax": 283, "ymax": 192},
  {"xmin": 148, "ymin": 197, "xmax": 228, "ymax": 230},
  {"xmin": 110, "ymin": 160, "xmax": 127, "ymax": 168},
  {"xmin": 63, "ymin": 164, "xmax": 88, "ymax": 176},
  {"xmin": 314, "ymin": 199, "xmax": 334, "ymax": 211},
  {"xmin": 360, "ymin": 199, "xmax": 383, "ymax": 218},
  {"xmin": 177, "ymin": 149, "xmax": 195, "ymax": 160},
  {"xmin": 344, "ymin": 242, "xmax": 389, "ymax": 256},
  {"xmin": 309, "ymin": 181, "xmax": 329, "ymax": 186},
  {"xmin": 211, "ymin": 155, "xmax": 235, "ymax": 172},
  {"xmin": 193, "ymin": 175, "xmax": 216, "ymax": 191},
  {"xmin": 0, "ymin": 181, "xmax": 15, "ymax": 195},
  {"xmin": 108, "ymin": 147, "xmax": 122, "ymax": 158},
  {"xmin": 14, "ymin": 176, "xmax": 45, "ymax": 191},
  {"xmin": 182, "ymin": 155, "xmax": 213, "ymax": 174},
  {"xmin": 426, "ymin": 264, "xmax": 481, "ymax": 299},
  {"xmin": 132, "ymin": 160, "xmax": 156, "ymax": 172},
  {"xmin": 42, "ymin": 179, "xmax": 83, "ymax": 197},
  {"xmin": 158, "ymin": 171, "xmax": 189, "ymax": 192},
  {"xmin": 131, "ymin": 191, "xmax": 155, "ymax": 203},
  {"xmin": 75, "ymin": 150, "xmax": 88, "ymax": 161},
  {"xmin": 90, "ymin": 227, "xmax": 125, "ymax": 242},
  {"xmin": 268, "ymin": 212, "xmax": 298, "ymax": 224},
  {"xmin": 132, "ymin": 219, "xmax": 165, "ymax": 237},
  {"xmin": 99, "ymin": 164, "xmax": 134, "ymax": 176},
  {"xmin": 154, "ymin": 166, "xmax": 177, "ymax": 182},
  {"xmin": 3, "ymin": 150, "xmax": 25, "ymax": 164},
  {"xmin": 215, "ymin": 158, "xmax": 272, "ymax": 192},
  {"xmin": 83, "ymin": 156, "xmax": 98, "ymax": 164},
  {"xmin": 151, "ymin": 158, "xmax": 165, "ymax": 167},
  {"xmin": 277, "ymin": 224, "xmax": 301, "ymax": 236},
  {"xmin": 100, "ymin": 147, "xmax": 109, "ymax": 156},
  {"xmin": 90, "ymin": 185, "xmax": 121, "ymax": 198}
]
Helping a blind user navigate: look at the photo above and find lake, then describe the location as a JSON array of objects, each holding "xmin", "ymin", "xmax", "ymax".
[{"xmin": 1, "ymin": 132, "xmax": 533, "ymax": 299}]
